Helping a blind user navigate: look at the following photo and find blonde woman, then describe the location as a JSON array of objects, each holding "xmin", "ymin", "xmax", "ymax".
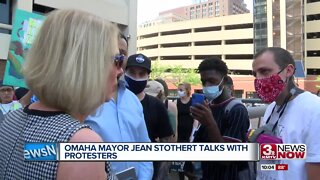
[
  {"xmin": 176, "ymin": 83, "xmax": 194, "ymax": 143},
  {"xmin": 0, "ymin": 9, "xmax": 122, "ymax": 179}
]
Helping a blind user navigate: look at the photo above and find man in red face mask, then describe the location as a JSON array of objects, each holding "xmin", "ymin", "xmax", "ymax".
[{"xmin": 252, "ymin": 47, "xmax": 320, "ymax": 180}]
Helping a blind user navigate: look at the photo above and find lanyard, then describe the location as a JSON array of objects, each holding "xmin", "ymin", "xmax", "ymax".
[
  {"xmin": 265, "ymin": 91, "xmax": 292, "ymax": 132},
  {"xmin": 265, "ymin": 100, "xmax": 289, "ymax": 133},
  {"xmin": 265, "ymin": 88, "xmax": 303, "ymax": 132}
]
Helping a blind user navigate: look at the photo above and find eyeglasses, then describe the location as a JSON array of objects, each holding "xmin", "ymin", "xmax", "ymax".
[
  {"xmin": 113, "ymin": 54, "xmax": 125, "ymax": 69},
  {"xmin": 0, "ymin": 88, "xmax": 13, "ymax": 93}
]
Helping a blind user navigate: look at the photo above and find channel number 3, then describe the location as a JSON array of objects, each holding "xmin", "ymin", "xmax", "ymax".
[{"xmin": 262, "ymin": 144, "xmax": 275, "ymax": 156}]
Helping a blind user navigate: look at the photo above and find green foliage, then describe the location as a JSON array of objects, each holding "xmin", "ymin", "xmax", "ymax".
[
  {"xmin": 170, "ymin": 65, "xmax": 185, "ymax": 86},
  {"xmin": 184, "ymin": 68, "xmax": 201, "ymax": 85},
  {"xmin": 150, "ymin": 60, "xmax": 166, "ymax": 80},
  {"xmin": 150, "ymin": 61, "xmax": 201, "ymax": 86}
]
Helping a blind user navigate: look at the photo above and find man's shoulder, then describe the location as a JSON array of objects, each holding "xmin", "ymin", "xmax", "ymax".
[
  {"xmin": 302, "ymin": 93, "xmax": 320, "ymax": 116},
  {"xmin": 119, "ymin": 88, "xmax": 141, "ymax": 104},
  {"xmin": 143, "ymin": 95, "xmax": 168, "ymax": 117},
  {"xmin": 292, "ymin": 92, "xmax": 320, "ymax": 111},
  {"xmin": 298, "ymin": 91, "xmax": 320, "ymax": 103},
  {"xmin": 86, "ymin": 99, "xmax": 118, "ymax": 121},
  {"xmin": 122, "ymin": 88, "xmax": 138, "ymax": 99},
  {"xmin": 225, "ymin": 99, "xmax": 247, "ymax": 114}
]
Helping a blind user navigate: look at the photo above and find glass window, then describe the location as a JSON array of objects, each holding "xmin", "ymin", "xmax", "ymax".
[
  {"xmin": 0, "ymin": 0, "xmax": 10, "ymax": 34},
  {"xmin": 215, "ymin": 9, "xmax": 219, "ymax": 16}
]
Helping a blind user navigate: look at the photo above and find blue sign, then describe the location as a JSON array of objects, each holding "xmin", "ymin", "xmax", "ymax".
[
  {"xmin": 24, "ymin": 143, "xmax": 58, "ymax": 161},
  {"xmin": 294, "ymin": 60, "xmax": 305, "ymax": 78}
]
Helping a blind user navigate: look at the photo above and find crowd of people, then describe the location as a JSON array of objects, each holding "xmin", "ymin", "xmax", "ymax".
[{"xmin": 0, "ymin": 8, "xmax": 319, "ymax": 180}]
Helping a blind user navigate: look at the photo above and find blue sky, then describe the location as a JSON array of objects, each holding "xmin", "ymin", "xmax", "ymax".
[{"xmin": 137, "ymin": 0, "xmax": 253, "ymax": 25}]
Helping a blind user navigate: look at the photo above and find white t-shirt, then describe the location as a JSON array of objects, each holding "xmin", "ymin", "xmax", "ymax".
[
  {"xmin": 0, "ymin": 101, "xmax": 22, "ymax": 114},
  {"xmin": 257, "ymin": 92, "xmax": 320, "ymax": 180}
]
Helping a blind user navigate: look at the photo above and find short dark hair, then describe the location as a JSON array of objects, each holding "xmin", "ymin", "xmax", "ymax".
[
  {"xmin": 155, "ymin": 78, "xmax": 169, "ymax": 97},
  {"xmin": 119, "ymin": 33, "xmax": 128, "ymax": 45},
  {"xmin": 254, "ymin": 47, "xmax": 295, "ymax": 70},
  {"xmin": 198, "ymin": 56, "xmax": 228, "ymax": 76}
]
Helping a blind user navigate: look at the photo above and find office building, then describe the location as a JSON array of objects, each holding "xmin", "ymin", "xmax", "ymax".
[
  {"xmin": 254, "ymin": 0, "xmax": 320, "ymax": 92},
  {"xmin": 0, "ymin": 0, "xmax": 137, "ymax": 79},
  {"xmin": 160, "ymin": 0, "xmax": 249, "ymax": 20},
  {"xmin": 138, "ymin": 0, "xmax": 320, "ymax": 97},
  {"xmin": 137, "ymin": 13, "xmax": 255, "ymax": 98}
]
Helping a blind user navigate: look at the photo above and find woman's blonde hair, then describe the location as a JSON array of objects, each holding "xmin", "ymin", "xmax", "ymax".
[
  {"xmin": 178, "ymin": 82, "xmax": 191, "ymax": 96},
  {"xmin": 23, "ymin": 9, "xmax": 119, "ymax": 117}
]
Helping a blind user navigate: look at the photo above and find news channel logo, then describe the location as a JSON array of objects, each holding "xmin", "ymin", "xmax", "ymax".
[
  {"xmin": 260, "ymin": 144, "xmax": 306, "ymax": 160},
  {"xmin": 24, "ymin": 143, "xmax": 58, "ymax": 161}
]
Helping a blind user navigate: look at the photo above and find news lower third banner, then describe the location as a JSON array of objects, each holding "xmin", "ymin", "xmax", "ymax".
[{"xmin": 24, "ymin": 143, "xmax": 259, "ymax": 161}]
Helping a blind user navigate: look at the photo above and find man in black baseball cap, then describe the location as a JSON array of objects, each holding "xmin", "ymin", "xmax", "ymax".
[
  {"xmin": 125, "ymin": 53, "xmax": 174, "ymax": 179},
  {"xmin": 126, "ymin": 53, "xmax": 152, "ymax": 74},
  {"xmin": 124, "ymin": 53, "xmax": 152, "ymax": 95}
]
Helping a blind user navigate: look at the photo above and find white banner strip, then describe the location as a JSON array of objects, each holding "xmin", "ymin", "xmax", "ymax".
[{"xmin": 59, "ymin": 143, "xmax": 259, "ymax": 161}]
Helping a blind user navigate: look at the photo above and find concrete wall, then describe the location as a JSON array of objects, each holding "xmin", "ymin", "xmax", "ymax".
[{"xmin": 137, "ymin": 13, "xmax": 254, "ymax": 70}]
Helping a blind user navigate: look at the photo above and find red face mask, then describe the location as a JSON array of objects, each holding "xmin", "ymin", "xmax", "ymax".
[{"xmin": 254, "ymin": 72, "xmax": 286, "ymax": 103}]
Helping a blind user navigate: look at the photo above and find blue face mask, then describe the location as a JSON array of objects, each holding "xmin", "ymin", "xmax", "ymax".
[
  {"xmin": 124, "ymin": 74, "xmax": 148, "ymax": 94},
  {"xmin": 203, "ymin": 77, "xmax": 224, "ymax": 101}
]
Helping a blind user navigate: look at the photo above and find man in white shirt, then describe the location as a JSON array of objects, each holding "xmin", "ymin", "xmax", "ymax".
[
  {"xmin": 252, "ymin": 47, "xmax": 320, "ymax": 180},
  {"xmin": 0, "ymin": 80, "xmax": 22, "ymax": 115}
]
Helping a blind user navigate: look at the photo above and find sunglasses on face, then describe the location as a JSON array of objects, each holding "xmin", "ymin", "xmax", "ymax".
[{"xmin": 113, "ymin": 54, "xmax": 125, "ymax": 69}]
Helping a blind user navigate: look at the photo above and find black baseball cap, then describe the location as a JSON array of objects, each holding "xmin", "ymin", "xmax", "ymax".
[{"xmin": 126, "ymin": 54, "xmax": 151, "ymax": 73}]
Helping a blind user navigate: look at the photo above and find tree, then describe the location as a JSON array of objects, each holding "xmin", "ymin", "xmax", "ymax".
[
  {"xmin": 184, "ymin": 68, "xmax": 201, "ymax": 85},
  {"xmin": 150, "ymin": 62, "xmax": 201, "ymax": 86},
  {"xmin": 170, "ymin": 65, "xmax": 201, "ymax": 86},
  {"xmin": 150, "ymin": 60, "xmax": 167, "ymax": 80},
  {"xmin": 170, "ymin": 65, "xmax": 185, "ymax": 86}
]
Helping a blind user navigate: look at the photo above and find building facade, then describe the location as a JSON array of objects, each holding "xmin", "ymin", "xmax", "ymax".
[
  {"xmin": 253, "ymin": 0, "xmax": 320, "ymax": 92},
  {"xmin": 160, "ymin": 0, "xmax": 249, "ymax": 20},
  {"xmin": 305, "ymin": 0, "xmax": 320, "ymax": 77},
  {"xmin": 0, "ymin": 0, "xmax": 137, "ymax": 79},
  {"xmin": 137, "ymin": 0, "xmax": 320, "ymax": 97},
  {"xmin": 192, "ymin": 0, "xmax": 209, "ymax": 4},
  {"xmin": 137, "ymin": 13, "xmax": 256, "ymax": 98},
  {"xmin": 139, "ymin": 13, "xmax": 188, "ymax": 28}
]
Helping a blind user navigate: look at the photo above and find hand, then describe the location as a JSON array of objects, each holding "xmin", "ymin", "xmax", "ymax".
[{"xmin": 190, "ymin": 102, "xmax": 215, "ymax": 127}]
